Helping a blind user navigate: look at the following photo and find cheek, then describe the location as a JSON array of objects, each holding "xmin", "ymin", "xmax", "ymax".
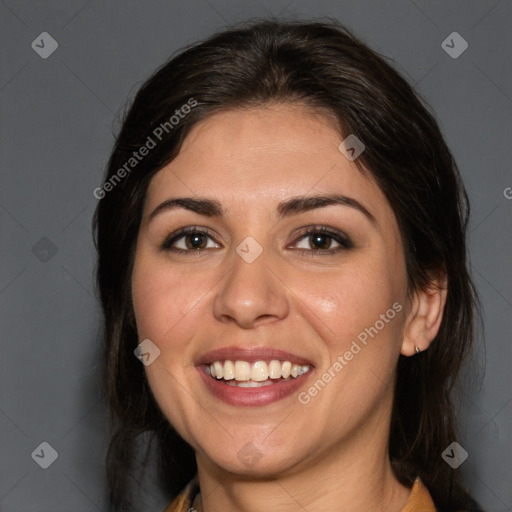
[
  {"xmin": 293, "ymin": 263, "xmax": 405, "ymax": 414},
  {"xmin": 291, "ymin": 259, "xmax": 404, "ymax": 348},
  {"xmin": 131, "ymin": 253, "xmax": 212, "ymax": 343},
  {"xmin": 131, "ymin": 254, "xmax": 210, "ymax": 441}
]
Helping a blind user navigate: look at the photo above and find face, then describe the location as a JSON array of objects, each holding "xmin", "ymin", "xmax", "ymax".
[{"xmin": 131, "ymin": 104, "xmax": 410, "ymax": 477}]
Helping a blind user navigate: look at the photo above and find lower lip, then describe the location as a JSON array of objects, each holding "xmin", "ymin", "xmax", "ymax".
[{"xmin": 197, "ymin": 366, "xmax": 313, "ymax": 407}]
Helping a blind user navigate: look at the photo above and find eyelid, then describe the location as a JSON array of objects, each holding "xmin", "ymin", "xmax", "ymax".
[
  {"xmin": 289, "ymin": 225, "xmax": 353, "ymax": 248},
  {"xmin": 160, "ymin": 224, "xmax": 353, "ymax": 253},
  {"xmin": 160, "ymin": 226, "xmax": 221, "ymax": 251}
]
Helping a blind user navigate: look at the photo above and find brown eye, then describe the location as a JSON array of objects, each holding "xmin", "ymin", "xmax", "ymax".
[
  {"xmin": 292, "ymin": 227, "xmax": 353, "ymax": 254},
  {"xmin": 184, "ymin": 233, "xmax": 208, "ymax": 249},
  {"xmin": 161, "ymin": 227, "xmax": 220, "ymax": 252},
  {"xmin": 309, "ymin": 233, "xmax": 333, "ymax": 250}
]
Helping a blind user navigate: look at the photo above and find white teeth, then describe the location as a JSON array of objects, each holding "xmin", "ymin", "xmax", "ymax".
[
  {"xmin": 223, "ymin": 360, "xmax": 235, "ymax": 380},
  {"xmin": 206, "ymin": 359, "xmax": 311, "ymax": 383},
  {"xmin": 234, "ymin": 361, "xmax": 251, "ymax": 381},
  {"xmin": 268, "ymin": 360, "xmax": 282, "ymax": 379},
  {"xmin": 213, "ymin": 361, "xmax": 223, "ymax": 380},
  {"xmin": 233, "ymin": 380, "xmax": 273, "ymax": 388},
  {"xmin": 251, "ymin": 361, "xmax": 269, "ymax": 381},
  {"xmin": 281, "ymin": 361, "xmax": 292, "ymax": 378}
]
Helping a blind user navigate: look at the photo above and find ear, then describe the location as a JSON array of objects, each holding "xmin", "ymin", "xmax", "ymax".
[{"xmin": 401, "ymin": 273, "xmax": 448, "ymax": 356}]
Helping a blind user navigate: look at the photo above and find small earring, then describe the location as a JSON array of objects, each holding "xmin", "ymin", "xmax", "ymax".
[{"xmin": 415, "ymin": 346, "xmax": 421, "ymax": 354}]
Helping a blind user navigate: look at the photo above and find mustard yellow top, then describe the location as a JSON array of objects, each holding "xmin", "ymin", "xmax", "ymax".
[{"xmin": 162, "ymin": 476, "xmax": 437, "ymax": 512}]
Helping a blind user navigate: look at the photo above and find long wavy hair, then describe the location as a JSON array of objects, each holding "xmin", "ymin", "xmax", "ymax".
[{"xmin": 93, "ymin": 18, "xmax": 483, "ymax": 512}]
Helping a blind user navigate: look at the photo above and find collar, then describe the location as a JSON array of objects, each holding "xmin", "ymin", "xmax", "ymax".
[{"xmin": 163, "ymin": 475, "xmax": 437, "ymax": 512}]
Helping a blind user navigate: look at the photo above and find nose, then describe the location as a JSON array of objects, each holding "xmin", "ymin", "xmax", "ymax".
[{"xmin": 212, "ymin": 245, "xmax": 290, "ymax": 329}]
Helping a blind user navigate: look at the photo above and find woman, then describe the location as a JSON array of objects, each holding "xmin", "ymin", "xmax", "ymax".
[{"xmin": 93, "ymin": 19, "xmax": 483, "ymax": 512}]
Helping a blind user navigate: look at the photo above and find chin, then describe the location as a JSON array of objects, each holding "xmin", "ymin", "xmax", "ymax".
[{"xmin": 201, "ymin": 442, "xmax": 306, "ymax": 478}]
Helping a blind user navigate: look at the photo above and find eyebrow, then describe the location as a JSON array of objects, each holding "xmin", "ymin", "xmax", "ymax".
[{"xmin": 148, "ymin": 194, "xmax": 376, "ymax": 224}]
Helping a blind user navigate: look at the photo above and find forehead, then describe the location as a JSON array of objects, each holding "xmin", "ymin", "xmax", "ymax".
[{"xmin": 144, "ymin": 104, "xmax": 390, "ymax": 221}]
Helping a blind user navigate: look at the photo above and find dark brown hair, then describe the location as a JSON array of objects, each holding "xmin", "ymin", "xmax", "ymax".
[{"xmin": 93, "ymin": 18, "xmax": 483, "ymax": 511}]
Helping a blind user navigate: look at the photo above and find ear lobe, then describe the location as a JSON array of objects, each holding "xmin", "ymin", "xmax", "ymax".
[{"xmin": 401, "ymin": 274, "xmax": 448, "ymax": 357}]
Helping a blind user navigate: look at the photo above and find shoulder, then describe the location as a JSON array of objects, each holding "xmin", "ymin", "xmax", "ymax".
[
  {"xmin": 402, "ymin": 477, "xmax": 485, "ymax": 512},
  {"xmin": 401, "ymin": 477, "xmax": 437, "ymax": 511},
  {"xmin": 162, "ymin": 477, "xmax": 199, "ymax": 512}
]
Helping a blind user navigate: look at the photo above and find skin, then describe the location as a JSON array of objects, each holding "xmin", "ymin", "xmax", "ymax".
[{"xmin": 131, "ymin": 104, "xmax": 447, "ymax": 512}]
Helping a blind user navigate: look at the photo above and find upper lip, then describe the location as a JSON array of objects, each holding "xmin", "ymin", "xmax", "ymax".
[{"xmin": 195, "ymin": 346, "xmax": 313, "ymax": 366}]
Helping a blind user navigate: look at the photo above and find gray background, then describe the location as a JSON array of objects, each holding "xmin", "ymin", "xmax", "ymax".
[{"xmin": 1, "ymin": 0, "xmax": 511, "ymax": 511}]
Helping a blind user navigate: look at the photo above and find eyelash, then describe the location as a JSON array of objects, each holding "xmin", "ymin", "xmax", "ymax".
[
  {"xmin": 293, "ymin": 226, "xmax": 353, "ymax": 256},
  {"xmin": 160, "ymin": 225, "xmax": 353, "ymax": 255}
]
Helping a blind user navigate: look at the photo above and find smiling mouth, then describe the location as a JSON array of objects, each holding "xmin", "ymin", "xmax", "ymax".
[{"xmin": 205, "ymin": 359, "xmax": 311, "ymax": 387}]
